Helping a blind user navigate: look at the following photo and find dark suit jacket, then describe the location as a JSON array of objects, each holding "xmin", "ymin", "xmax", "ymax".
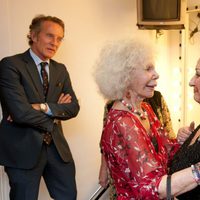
[{"xmin": 0, "ymin": 50, "xmax": 80, "ymax": 169}]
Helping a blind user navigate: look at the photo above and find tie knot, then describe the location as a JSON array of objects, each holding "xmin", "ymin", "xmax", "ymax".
[{"xmin": 40, "ymin": 62, "xmax": 48, "ymax": 69}]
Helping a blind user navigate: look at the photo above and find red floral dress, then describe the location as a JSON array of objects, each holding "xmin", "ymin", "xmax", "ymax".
[{"xmin": 101, "ymin": 102, "xmax": 180, "ymax": 200}]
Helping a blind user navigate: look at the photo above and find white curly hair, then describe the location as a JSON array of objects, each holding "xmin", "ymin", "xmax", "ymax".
[{"xmin": 94, "ymin": 38, "xmax": 156, "ymax": 100}]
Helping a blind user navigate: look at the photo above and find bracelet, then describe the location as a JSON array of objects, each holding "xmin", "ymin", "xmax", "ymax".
[
  {"xmin": 195, "ymin": 163, "xmax": 200, "ymax": 183},
  {"xmin": 166, "ymin": 175, "xmax": 172, "ymax": 200},
  {"xmin": 191, "ymin": 164, "xmax": 200, "ymax": 185},
  {"xmin": 195, "ymin": 162, "xmax": 200, "ymax": 172}
]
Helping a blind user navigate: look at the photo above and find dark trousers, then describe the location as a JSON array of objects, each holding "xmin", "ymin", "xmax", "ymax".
[{"xmin": 5, "ymin": 142, "xmax": 77, "ymax": 200}]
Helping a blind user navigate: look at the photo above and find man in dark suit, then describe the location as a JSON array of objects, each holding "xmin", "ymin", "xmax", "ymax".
[{"xmin": 0, "ymin": 15, "xmax": 80, "ymax": 200}]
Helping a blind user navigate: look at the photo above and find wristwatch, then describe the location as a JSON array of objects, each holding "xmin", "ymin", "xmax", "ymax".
[{"xmin": 40, "ymin": 103, "xmax": 47, "ymax": 112}]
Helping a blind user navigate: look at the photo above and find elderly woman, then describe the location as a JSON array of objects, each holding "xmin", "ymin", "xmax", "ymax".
[{"xmin": 94, "ymin": 39, "xmax": 200, "ymax": 199}]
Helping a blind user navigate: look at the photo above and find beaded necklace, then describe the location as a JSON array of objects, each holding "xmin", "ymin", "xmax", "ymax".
[
  {"xmin": 121, "ymin": 99, "xmax": 159, "ymax": 152},
  {"xmin": 120, "ymin": 99, "xmax": 147, "ymax": 120}
]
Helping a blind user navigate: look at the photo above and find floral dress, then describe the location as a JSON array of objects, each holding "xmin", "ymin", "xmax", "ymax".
[{"xmin": 101, "ymin": 102, "xmax": 180, "ymax": 200}]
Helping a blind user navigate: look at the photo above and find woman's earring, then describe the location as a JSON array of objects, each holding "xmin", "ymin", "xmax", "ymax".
[{"xmin": 126, "ymin": 91, "xmax": 131, "ymax": 99}]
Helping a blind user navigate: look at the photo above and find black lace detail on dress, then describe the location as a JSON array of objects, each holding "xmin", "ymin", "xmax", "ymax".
[{"xmin": 151, "ymin": 136, "xmax": 159, "ymax": 153}]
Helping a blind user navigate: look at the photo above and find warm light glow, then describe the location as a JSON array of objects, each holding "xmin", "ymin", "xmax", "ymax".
[
  {"xmin": 189, "ymin": 91, "xmax": 193, "ymax": 99},
  {"xmin": 173, "ymin": 105, "xmax": 180, "ymax": 112},
  {"xmin": 172, "ymin": 67, "xmax": 181, "ymax": 76},
  {"xmin": 188, "ymin": 103, "xmax": 193, "ymax": 111},
  {"xmin": 188, "ymin": 67, "xmax": 193, "ymax": 75},
  {"xmin": 171, "ymin": 66, "xmax": 182, "ymax": 116},
  {"xmin": 172, "ymin": 80, "xmax": 181, "ymax": 87},
  {"xmin": 172, "ymin": 93, "xmax": 181, "ymax": 100}
]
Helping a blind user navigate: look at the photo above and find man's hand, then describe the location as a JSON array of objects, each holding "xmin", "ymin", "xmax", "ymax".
[
  {"xmin": 7, "ymin": 115, "xmax": 13, "ymax": 122},
  {"xmin": 57, "ymin": 93, "xmax": 71, "ymax": 104},
  {"xmin": 31, "ymin": 104, "xmax": 41, "ymax": 111}
]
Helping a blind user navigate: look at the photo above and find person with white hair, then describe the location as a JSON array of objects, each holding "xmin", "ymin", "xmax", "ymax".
[{"xmin": 94, "ymin": 39, "xmax": 200, "ymax": 199}]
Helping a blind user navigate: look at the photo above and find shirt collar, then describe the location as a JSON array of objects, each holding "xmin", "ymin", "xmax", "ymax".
[{"xmin": 29, "ymin": 49, "xmax": 50, "ymax": 66}]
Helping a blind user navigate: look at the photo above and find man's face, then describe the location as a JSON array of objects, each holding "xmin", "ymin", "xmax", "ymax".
[{"xmin": 31, "ymin": 20, "xmax": 64, "ymax": 60}]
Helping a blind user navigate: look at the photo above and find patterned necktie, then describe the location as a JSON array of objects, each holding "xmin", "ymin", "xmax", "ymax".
[{"xmin": 40, "ymin": 62, "xmax": 49, "ymax": 97}]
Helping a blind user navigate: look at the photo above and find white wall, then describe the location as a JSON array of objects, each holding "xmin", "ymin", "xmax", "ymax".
[{"xmin": 0, "ymin": 0, "xmax": 195, "ymax": 199}]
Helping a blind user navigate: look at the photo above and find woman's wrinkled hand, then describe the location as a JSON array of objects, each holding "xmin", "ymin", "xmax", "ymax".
[{"xmin": 177, "ymin": 121, "xmax": 195, "ymax": 144}]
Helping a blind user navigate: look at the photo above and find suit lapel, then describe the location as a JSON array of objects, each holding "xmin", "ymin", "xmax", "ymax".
[{"xmin": 22, "ymin": 50, "xmax": 44, "ymax": 100}]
